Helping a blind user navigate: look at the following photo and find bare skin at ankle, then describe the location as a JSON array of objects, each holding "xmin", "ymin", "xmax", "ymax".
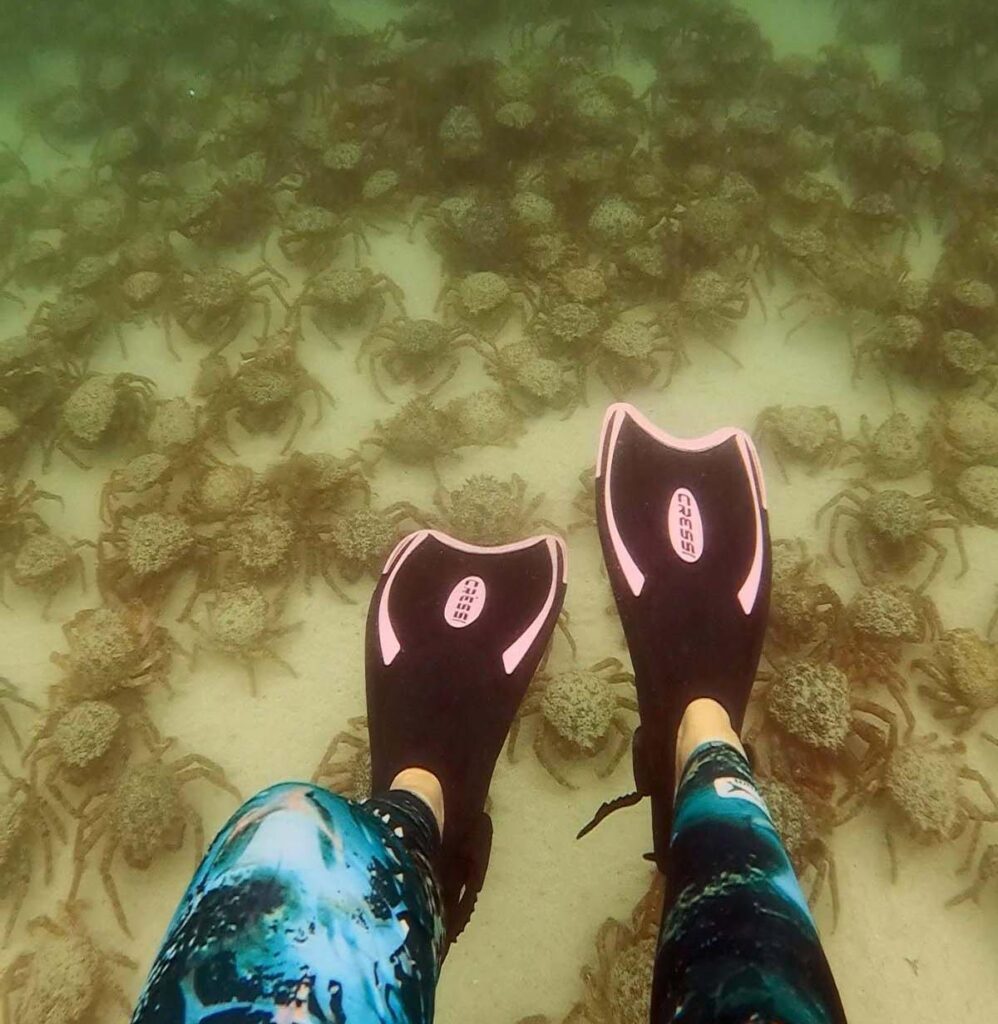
[
  {"xmin": 391, "ymin": 767, "xmax": 445, "ymax": 836},
  {"xmin": 674, "ymin": 698, "xmax": 745, "ymax": 794},
  {"xmin": 392, "ymin": 701, "xmax": 738, "ymax": 831}
]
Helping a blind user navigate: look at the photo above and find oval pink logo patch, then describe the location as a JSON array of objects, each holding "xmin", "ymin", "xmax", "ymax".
[
  {"xmin": 667, "ymin": 488, "xmax": 704, "ymax": 563},
  {"xmin": 443, "ymin": 575, "xmax": 487, "ymax": 628}
]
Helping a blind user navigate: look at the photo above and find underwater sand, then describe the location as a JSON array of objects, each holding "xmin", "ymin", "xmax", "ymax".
[{"xmin": 1, "ymin": 2, "xmax": 997, "ymax": 1022}]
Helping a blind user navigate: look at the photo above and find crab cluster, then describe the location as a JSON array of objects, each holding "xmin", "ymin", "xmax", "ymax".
[{"xmin": 0, "ymin": 602, "xmax": 245, "ymax": 954}]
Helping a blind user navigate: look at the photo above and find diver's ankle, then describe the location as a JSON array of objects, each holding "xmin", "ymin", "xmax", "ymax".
[
  {"xmin": 391, "ymin": 767, "xmax": 445, "ymax": 837},
  {"xmin": 674, "ymin": 698, "xmax": 745, "ymax": 792}
]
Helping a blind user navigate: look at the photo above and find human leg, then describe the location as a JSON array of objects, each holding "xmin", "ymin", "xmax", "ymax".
[
  {"xmin": 651, "ymin": 699, "xmax": 847, "ymax": 1024},
  {"xmin": 131, "ymin": 780, "xmax": 446, "ymax": 1024},
  {"xmin": 590, "ymin": 407, "xmax": 845, "ymax": 1021},
  {"xmin": 132, "ymin": 526, "xmax": 566, "ymax": 1023}
]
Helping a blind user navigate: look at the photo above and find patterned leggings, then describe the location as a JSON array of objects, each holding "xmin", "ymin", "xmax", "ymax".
[
  {"xmin": 130, "ymin": 784, "xmax": 445, "ymax": 1024},
  {"xmin": 655, "ymin": 742, "xmax": 847, "ymax": 1024},
  {"xmin": 131, "ymin": 745, "xmax": 845, "ymax": 1024}
]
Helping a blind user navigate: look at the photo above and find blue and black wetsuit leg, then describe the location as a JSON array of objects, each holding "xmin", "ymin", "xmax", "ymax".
[
  {"xmin": 651, "ymin": 741, "xmax": 848, "ymax": 1024},
  {"xmin": 130, "ymin": 782, "xmax": 445, "ymax": 1024}
]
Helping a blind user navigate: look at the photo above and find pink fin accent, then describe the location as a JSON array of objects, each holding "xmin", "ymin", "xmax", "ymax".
[
  {"xmin": 381, "ymin": 531, "xmax": 422, "ymax": 577},
  {"xmin": 501, "ymin": 535, "xmax": 564, "ymax": 675},
  {"xmin": 595, "ymin": 403, "xmax": 616, "ymax": 478},
  {"xmin": 378, "ymin": 531, "xmax": 428, "ymax": 665},
  {"xmin": 600, "ymin": 405, "xmax": 645, "ymax": 597},
  {"xmin": 601, "ymin": 402, "xmax": 756, "ymax": 454},
  {"xmin": 744, "ymin": 430, "xmax": 768, "ymax": 511},
  {"xmin": 421, "ymin": 530, "xmax": 562, "ymax": 557},
  {"xmin": 734, "ymin": 433, "xmax": 766, "ymax": 615}
]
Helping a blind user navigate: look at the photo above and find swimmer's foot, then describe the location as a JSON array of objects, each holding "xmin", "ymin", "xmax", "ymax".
[
  {"xmin": 390, "ymin": 767, "xmax": 445, "ymax": 836},
  {"xmin": 579, "ymin": 403, "xmax": 771, "ymax": 871},
  {"xmin": 675, "ymin": 699, "xmax": 746, "ymax": 780},
  {"xmin": 365, "ymin": 529, "xmax": 567, "ymax": 947}
]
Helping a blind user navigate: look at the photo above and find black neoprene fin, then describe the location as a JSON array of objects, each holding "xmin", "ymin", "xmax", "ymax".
[
  {"xmin": 365, "ymin": 528, "xmax": 568, "ymax": 945},
  {"xmin": 590, "ymin": 402, "xmax": 771, "ymax": 871}
]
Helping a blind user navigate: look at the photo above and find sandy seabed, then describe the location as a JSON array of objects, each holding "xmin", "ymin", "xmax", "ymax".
[{"xmin": 1, "ymin": 2, "xmax": 997, "ymax": 1022}]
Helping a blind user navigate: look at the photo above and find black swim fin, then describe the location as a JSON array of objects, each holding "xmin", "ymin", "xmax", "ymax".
[
  {"xmin": 366, "ymin": 528, "xmax": 567, "ymax": 946},
  {"xmin": 585, "ymin": 402, "xmax": 771, "ymax": 872}
]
